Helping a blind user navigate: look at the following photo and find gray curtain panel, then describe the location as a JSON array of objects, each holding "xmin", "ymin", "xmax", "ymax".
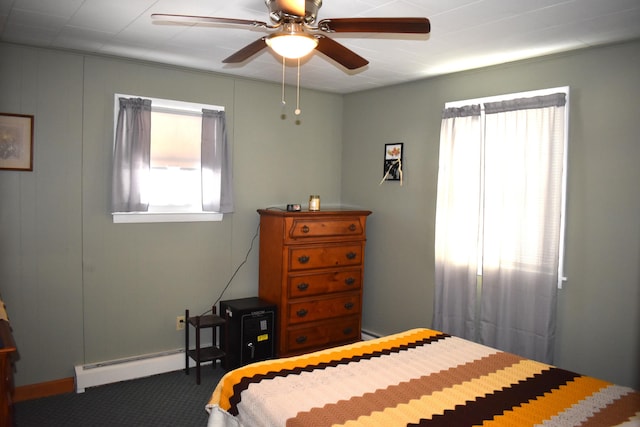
[
  {"xmin": 201, "ymin": 109, "xmax": 233, "ymax": 213},
  {"xmin": 112, "ymin": 97, "xmax": 151, "ymax": 212}
]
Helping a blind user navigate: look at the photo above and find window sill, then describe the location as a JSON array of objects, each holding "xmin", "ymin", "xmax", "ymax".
[{"xmin": 112, "ymin": 212, "xmax": 223, "ymax": 224}]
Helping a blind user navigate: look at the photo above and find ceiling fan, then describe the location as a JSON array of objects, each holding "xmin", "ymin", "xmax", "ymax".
[{"xmin": 151, "ymin": 0, "xmax": 431, "ymax": 71}]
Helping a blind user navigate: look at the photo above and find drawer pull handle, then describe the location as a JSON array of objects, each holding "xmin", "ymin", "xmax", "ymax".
[
  {"xmin": 296, "ymin": 308, "xmax": 308, "ymax": 317},
  {"xmin": 301, "ymin": 225, "xmax": 310, "ymax": 233},
  {"xmin": 348, "ymin": 224, "xmax": 357, "ymax": 231},
  {"xmin": 296, "ymin": 335, "xmax": 307, "ymax": 344},
  {"xmin": 343, "ymin": 327, "xmax": 353, "ymax": 335},
  {"xmin": 298, "ymin": 255, "xmax": 310, "ymax": 264},
  {"xmin": 345, "ymin": 277, "xmax": 355, "ymax": 286},
  {"xmin": 344, "ymin": 302, "xmax": 354, "ymax": 310},
  {"xmin": 346, "ymin": 252, "xmax": 357, "ymax": 260},
  {"xmin": 297, "ymin": 282, "xmax": 309, "ymax": 291}
]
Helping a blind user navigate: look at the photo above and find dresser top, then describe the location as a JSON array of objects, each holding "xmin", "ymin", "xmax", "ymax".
[{"xmin": 258, "ymin": 208, "xmax": 372, "ymax": 217}]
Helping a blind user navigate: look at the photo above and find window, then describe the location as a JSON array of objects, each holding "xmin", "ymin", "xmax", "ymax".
[
  {"xmin": 147, "ymin": 109, "xmax": 202, "ymax": 211},
  {"xmin": 439, "ymin": 87, "xmax": 569, "ymax": 286},
  {"xmin": 433, "ymin": 87, "xmax": 569, "ymax": 363},
  {"xmin": 111, "ymin": 95, "xmax": 232, "ymax": 223}
]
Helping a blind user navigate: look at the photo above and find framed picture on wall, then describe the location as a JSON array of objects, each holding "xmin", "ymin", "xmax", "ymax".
[
  {"xmin": 0, "ymin": 113, "xmax": 34, "ymax": 171},
  {"xmin": 383, "ymin": 143, "xmax": 403, "ymax": 181}
]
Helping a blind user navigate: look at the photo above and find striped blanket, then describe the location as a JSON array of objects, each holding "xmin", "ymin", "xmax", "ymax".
[{"xmin": 206, "ymin": 328, "xmax": 640, "ymax": 427}]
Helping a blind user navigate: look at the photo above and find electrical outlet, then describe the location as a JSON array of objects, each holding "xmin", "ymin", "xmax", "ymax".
[{"xmin": 176, "ymin": 315, "xmax": 186, "ymax": 331}]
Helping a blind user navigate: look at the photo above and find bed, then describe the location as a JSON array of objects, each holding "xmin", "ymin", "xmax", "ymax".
[{"xmin": 206, "ymin": 328, "xmax": 640, "ymax": 427}]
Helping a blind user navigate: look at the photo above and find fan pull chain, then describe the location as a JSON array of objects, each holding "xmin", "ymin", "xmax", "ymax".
[
  {"xmin": 295, "ymin": 58, "xmax": 301, "ymax": 115},
  {"xmin": 281, "ymin": 55, "xmax": 286, "ymax": 106}
]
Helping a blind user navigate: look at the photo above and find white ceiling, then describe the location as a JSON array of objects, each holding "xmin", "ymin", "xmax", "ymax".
[{"xmin": 1, "ymin": 0, "xmax": 639, "ymax": 94}]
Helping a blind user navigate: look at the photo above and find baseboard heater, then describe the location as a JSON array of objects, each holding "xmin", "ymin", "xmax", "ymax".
[
  {"xmin": 361, "ymin": 330, "xmax": 380, "ymax": 341},
  {"xmin": 74, "ymin": 348, "xmax": 198, "ymax": 393},
  {"xmin": 75, "ymin": 330, "xmax": 377, "ymax": 393}
]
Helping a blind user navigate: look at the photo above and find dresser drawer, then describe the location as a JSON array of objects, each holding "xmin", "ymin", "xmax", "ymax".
[
  {"xmin": 286, "ymin": 217, "xmax": 365, "ymax": 241},
  {"xmin": 288, "ymin": 269, "xmax": 361, "ymax": 298},
  {"xmin": 286, "ymin": 316, "xmax": 360, "ymax": 352},
  {"xmin": 288, "ymin": 294, "xmax": 361, "ymax": 324},
  {"xmin": 289, "ymin": 244, "xmax": 363, "ymax": 271}
]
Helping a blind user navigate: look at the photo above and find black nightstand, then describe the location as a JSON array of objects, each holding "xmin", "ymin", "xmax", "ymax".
[{"xmin": 185, "ymin": 307, "xmax": 226, "ymax": 384}]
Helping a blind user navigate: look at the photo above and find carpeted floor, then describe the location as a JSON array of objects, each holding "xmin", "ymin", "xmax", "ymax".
[{"xmin": 14, "ymin": 367, "xmax": 227, "ymax": 427}]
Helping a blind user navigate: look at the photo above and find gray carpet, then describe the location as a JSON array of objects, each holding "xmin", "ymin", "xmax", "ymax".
[{"xmin": 14, "ymin": 367, "xmax": 227, "ymax": 427}]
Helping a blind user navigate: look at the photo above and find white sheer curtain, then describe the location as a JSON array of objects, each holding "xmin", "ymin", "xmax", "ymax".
[
  {"xmin": 112, "ymin": 97, "xmax": 151, "ymax": 212},
  {"xmin": 201, "ymin": 109, "xmax": 233, "ymax": 213},
  {"xmin": 434, "ymin": 92, "xmax": 567, "ymax": 364},
  {"xmin": 433, "ymin": 105, "xmax": 482, "ymax": 342}
]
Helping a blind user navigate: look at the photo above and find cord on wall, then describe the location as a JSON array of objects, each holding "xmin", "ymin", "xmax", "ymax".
[
  {"xmin": 199, "ymin": 221, "xmax": 260, "ymax": 316},
  {"xmin": 199, "ymin": 206, "xmax": 290, "ymax": 316}
]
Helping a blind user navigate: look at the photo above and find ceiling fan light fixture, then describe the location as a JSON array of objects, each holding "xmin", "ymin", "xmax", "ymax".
[{"xmin": 266, "ymin": 33, "xmax": 318, "ymax": 59}]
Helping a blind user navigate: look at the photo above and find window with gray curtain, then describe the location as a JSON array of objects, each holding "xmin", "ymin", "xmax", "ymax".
[
  {"xmin": 112, "ymin": 96, "xmax": 233, "ymax": 220},
  {"xmin": 433, "ymin": 88, "xmax": 568, "ymax": 364}
]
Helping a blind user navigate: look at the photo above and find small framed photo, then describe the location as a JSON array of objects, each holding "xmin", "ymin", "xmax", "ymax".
[
  {"xmin": 383, "ymin": 143, "xmax": 403, "ymax": 181},
  {"xmin": 0, "ymin": 113, "xmax": 34, "ymax": 171}
]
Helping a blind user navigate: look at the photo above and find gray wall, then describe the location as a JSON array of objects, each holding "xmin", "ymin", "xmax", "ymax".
[
  {"xmin": 2, "ymin": 39, "xmax": 639, "ymax": 391},
  {"xmin": 342, "ymin": 39, "xmax": 640, "ymax": 390},
  {"xmin": 0, "ymin": 43, "xmax": 343, "ymax": 386}
]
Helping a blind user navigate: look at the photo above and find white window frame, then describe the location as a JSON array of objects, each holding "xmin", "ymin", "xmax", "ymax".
[
  {"xmin": 445, "ymin": 87, "xmax": 570, "ymax": 289},
  {"xmin": 112, "ymin": 94, "xmax": 225, "ymax": 224}
]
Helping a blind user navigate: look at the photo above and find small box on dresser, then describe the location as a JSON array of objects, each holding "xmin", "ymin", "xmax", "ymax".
[{"xmin": 257, "ymin": 208, "xmax": 371, "ymax": 357}]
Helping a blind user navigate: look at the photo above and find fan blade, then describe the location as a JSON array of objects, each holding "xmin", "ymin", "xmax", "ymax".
[
  {"xmin": 318, "ymin": 17, "xmax": 430, "ymax": 34},
  {"xmin": 223, "ymin": 38, "xmax": 268, "ymax": 63},
  {"xmin": 315, "ymin": 36, "xmax": 368, "ymax": 70},
  {"xmin": 277, "ymin": 0, "xmax": 305, "ymax": 16},
  {"xmin": 151, "ymin": 13, "xmax": 268, "ymax": 28}
]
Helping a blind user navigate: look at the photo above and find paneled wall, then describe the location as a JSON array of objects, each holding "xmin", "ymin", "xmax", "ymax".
[
  {"xmin": 2, "ymin": 39, "xmax": 639, "ymax": 391},
  {"xmin": 0, "ymin": 43, "xmax": 343, "ymax": 386}
]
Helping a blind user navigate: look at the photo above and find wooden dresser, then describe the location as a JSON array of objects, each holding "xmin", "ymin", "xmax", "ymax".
[
  {"xmin": 257, "ymin": 208, "xmax": 371, "ymax": 357},
  {"xmin": 0, "ymin": 298, "xmax": 16, "ymax": 427}
]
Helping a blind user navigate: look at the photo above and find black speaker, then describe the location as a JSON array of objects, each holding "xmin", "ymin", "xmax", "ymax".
[{"xmin": 220, "ymin": 297, "xmax": 276, "ymax": 369}]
